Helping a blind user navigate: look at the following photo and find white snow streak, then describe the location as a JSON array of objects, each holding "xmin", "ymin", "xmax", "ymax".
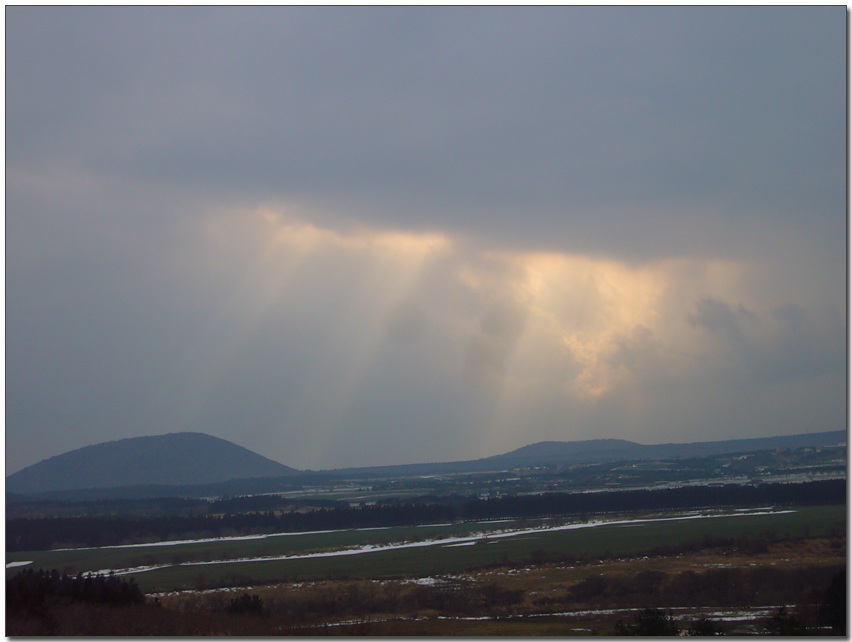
[
  {"xmin": 90, "ymin": 509, "xmax": 791, "ymax": 577},
  {"xmin": 6, "ymin": 561, "xmax": 33, "ymax": 568}
]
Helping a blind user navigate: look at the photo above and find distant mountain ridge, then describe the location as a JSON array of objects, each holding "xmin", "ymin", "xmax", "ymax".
[
  {"xmin": 6, "ymin": 429, "xmax": 844, "ymax": 498},
  {"xmin": 321, "ymin": 430, "xmax": 847, "ymax": 478},
  {"xmin": 481, "ymin": 431, "xmax": 846, "ymax": 468},
  {"xmin": 6, "ymin": 432, "xmax": 297, "ymax": 494}
]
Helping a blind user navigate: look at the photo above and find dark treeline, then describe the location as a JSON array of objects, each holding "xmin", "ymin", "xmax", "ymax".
[
  {"xmin": 6, "ymin": 569, "xmax": 147, "ymax": 636},
  {"xmin": 208, "ymin": 495, "xmax": 344, "ymax": 514},
  {"xmin": 6, "ymin": 475, "xmax": 308, "ymax": 503},
  {"xmin": 7, "ymin": 493, "xmax": 348, "ymax": 520},
  {"xmin": 7, "ymin": 479, "xmax": 844, "ymax": 552},
  {"xmin": 7, "ymin": 568, "xmax": 145, "ymax": 609},
  {"xmin": 6, "ymin": 495, "xmax": 208, "ymax": 519},
  {"xmin": 457, "ymin": 478, "xmax": 847, "ymax": 520}
]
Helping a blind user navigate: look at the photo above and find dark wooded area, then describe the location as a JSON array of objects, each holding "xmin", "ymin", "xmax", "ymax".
[{"xmin": 8, "ymin": 479, "xmax": 844, "ymax": 551}]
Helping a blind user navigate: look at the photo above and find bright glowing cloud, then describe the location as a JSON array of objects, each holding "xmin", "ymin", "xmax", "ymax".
[
  {"xmin": 149, "ymin": 204, "xmax": 842, "ymax": 466},
  {"xmin": 167, "ymin": 206, "xmax": 453, "ymax": 437}
]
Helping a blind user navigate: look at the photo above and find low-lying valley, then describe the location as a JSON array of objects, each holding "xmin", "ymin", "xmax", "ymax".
[{"xmin": 6, "ymin": 431, "xmax": 847, "ymax": 636}]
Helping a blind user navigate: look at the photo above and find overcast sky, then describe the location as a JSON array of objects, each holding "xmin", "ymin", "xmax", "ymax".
[{"xmin": 6, "ymin": 6, "xmax": 846, "ymax": 474}]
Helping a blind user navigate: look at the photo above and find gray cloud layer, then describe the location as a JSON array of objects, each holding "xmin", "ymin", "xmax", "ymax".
[{"xmin": 6, "ymin": 7, "xmax": 846, "ymax": 473}]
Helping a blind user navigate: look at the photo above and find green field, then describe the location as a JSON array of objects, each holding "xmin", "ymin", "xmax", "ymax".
[
  {"xmin": 5, "ymin": 520, "xmax": 513, "ymax": 576},
  {"xmin": 8, "ymin": 505, "xmax": 844, "ymax": 594}
]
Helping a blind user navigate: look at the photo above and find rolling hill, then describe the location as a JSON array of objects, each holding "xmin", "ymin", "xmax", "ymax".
[
  {"xmin": 6, "ymin": 429, "xmax": 844, "ymax": 499},
  {"xmin": 478, "ymin": 430, "xmax": 847, "ymax": 469},
  {"xmin": 5, "ymin": 432, "xmax": 297, "ymax": 494},
  {"xmin": 319, "ymin": 430, "xmax": 847, "ymax": 478}
]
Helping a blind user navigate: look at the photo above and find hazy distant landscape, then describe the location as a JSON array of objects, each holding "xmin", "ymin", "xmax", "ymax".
[{"xmin": 6, "ymin": 430, "xmax": 847, "ymax": 635}]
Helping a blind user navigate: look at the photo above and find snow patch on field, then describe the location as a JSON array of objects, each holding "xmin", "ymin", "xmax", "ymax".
[
  {"xmin": 6, "ymin": 561, "xmax": 32, "ymax": 568},
  {"xmin": 403, "ymin": 577, "xmax": 444, "ymax": 586},
  {"xmin": 54, "ymin": 529, "xmax": 341, "ymax": 552}
]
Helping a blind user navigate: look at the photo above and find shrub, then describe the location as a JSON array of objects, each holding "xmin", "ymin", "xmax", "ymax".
[
  {"xmin": 764, "ymin": 606, "xmax": 804, "ymax": 635},
  {"xmin": 227, "ymin": 593, "xmax": 266, "ymax": 616},
  {"xmin": 686, "ymin": 617, "xmax": 721, "ymax": 636},
  {"xmin": 818, "ymin": 570, "xmax": 846, "ymax": 634},
  {"xmin": 615, "ymin": 608, "xmax": 679, "ymax": 636}
]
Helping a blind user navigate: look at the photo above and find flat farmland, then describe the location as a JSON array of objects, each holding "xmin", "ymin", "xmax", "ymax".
[
  {"xmin": 7, "ymin": 504, "xmax": 844, "ymax": 595},
  {"xmin": 5, "ymin": 520, "xmax": 515, "ymax": 578}
]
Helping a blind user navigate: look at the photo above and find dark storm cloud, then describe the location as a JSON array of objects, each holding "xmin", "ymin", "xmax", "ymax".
[
  {"xmin": 7, "ymin": 6, "xmax": 844, "ymax": 258},
  {"xmin": 5, "ymin": 7, "xmax": 845, "ymax": 473}
]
